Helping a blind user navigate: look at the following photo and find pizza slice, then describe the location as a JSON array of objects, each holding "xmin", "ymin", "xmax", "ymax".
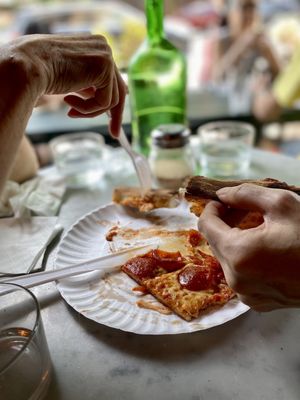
[
  {"xmin": 144, "ymin": 265, "xmax": 234, "ymax": 321},
  {"xmin": 113, "ymin": 186, "xmax": 178, "ymax": 212},
  {"xmin": 121, "ymin": 245, "xmax": 234, "ymax": 321},
  {"xmin": 106, "ymin": 226, "xmax": 235, "ymax": 321}
]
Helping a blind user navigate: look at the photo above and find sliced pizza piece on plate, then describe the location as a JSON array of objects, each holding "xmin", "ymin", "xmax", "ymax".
[
  {"xmin": 106, "ymin": 226, "xmax": 235, "ymax": 321},
  {"xmin": 113, "ymin": 187, "xmax": 178, "ymax": 212}
]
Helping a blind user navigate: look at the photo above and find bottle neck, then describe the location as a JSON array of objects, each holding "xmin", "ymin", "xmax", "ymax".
[{"xmin": 145, "ymin": 0, "xmax": 165, "ymax": 44}]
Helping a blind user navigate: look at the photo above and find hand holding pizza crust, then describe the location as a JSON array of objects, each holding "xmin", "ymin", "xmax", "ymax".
[{"xmin": 198, "ymin": 183, "xmax": 300, "ymax": 311}]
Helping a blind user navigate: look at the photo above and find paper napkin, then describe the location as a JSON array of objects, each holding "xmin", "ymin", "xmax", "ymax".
[
  {"xmin": 0, "ymin": 216, "xmax": 58, "ymax": 274},
  {"xmin": 0, "ymin": 175, "xmax": 65, "ymax": 218}
]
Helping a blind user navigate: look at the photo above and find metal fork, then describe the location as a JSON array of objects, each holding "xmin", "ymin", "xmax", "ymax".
[
  {"xmin": 0, "ymin": 224, "xmax": 64, "ymax": 279},
  {"xmin": 118, "ymin": 127, "xmax": 152, "ymax": 189}
]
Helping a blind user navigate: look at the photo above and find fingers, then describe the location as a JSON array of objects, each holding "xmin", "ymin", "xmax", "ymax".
[
  {"xmin": 218, "ymin": 184, "xmax": 300, "ymax": 220},
  {"xmin": 64, "ymin": 92, "xmax": 111, "ymax": 114},
  {"xmin": 198, "ymin": 201, "xmax": 232, "ymax": 263},
  {"xmin": 108, "ymin": 69, "xmax": 127, "ymax": 137},
  {"xmin": 64, "ymin": 79, "xmax": 116, "ymax": 113},
  {"xmin": 216, "ymin": 184, "xmax": 272, "ymax": 213},
  {"xmin": 237, "ymin": 291, "xmax": 286, "ymax": 312},
  {"xmin": 64, "ymin": 65, "xmax": 126, "ymax": 130},
  {"xmin": 20, "ymin": 34, "xmax": 127, "ymax": 134},
  {"xmin": 75, "ymin": 87, "xmax": 97, "ymax": 98},
  {"xmin": 198, "ymin": 201, "xmax": 231, "ymax": 238},
  {"xmin": 237, "ymin": 294, "xmax": 278, "ymax": 312}
]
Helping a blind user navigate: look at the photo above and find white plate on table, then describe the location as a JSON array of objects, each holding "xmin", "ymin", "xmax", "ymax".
[{"xmin": 55, "ymin": 203, "xmax": 249, "ymax": 335}]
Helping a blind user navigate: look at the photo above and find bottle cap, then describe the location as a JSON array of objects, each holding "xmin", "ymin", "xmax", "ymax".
[{"xmin": 151, "ymin": 124, "xmax": 191, "ymax": 149}]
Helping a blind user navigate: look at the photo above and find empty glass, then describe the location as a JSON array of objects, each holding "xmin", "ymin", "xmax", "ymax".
[
  {"xmin": 50, "ymin": 132, "xmax": 105, "ymax": 188},
  {"xmin": 198, "ymin": 121, "xmax": 255, "ymax": 178},
  {"xmin": 0, "ymin": 284, "xmax": 52, "ymax": 400}
]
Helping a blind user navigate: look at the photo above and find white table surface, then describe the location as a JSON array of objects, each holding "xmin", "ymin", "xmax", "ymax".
[{"xmin": 26, "ymin": 148, "xmax": 300, "ymax": 400}]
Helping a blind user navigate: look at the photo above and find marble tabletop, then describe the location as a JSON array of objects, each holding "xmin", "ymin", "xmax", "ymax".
[{"xmin": 30, "ymin": 149, "xmax": 300, "ymax": 400}]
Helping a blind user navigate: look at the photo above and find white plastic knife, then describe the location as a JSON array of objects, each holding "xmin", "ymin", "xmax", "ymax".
[{"xmin": 0, "ymin": 243, "xmax": 156, "ymax": 294}]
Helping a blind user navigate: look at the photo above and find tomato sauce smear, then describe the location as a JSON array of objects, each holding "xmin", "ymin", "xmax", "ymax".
[{"xmin": 188, "ymin": 229, "xmax": 203, "ymax": 247}]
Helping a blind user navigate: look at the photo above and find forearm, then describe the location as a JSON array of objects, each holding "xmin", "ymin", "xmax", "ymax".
[
  {"xmin": 252, "ymin": 89, "xmax": 282, "ymax": 122},
  {"xmin": 258, "ymin": 41, "xmax": 281, "ymax": 78},
  {"xmin": 9, "ymin": 136, "xmax": 39, "ymax": 183},
  {"xmin": 215, "ymin": 37, "xmax": 248, "ymax": 79},
  {"xmin": 0, "ymin": 53, "xmax": 39, "ymax": 193}
]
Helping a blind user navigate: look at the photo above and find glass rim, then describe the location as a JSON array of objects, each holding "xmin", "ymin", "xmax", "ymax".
[
  {"xmin": 197, "ymin": 120, "xmax": 255, "ymax": 136},
  {"xmin": 0, "ymin": 283, "xmax": 41, "ymax": 375},
  {"xmin": 49, "ymin": 131, "xmax": 105, "ymax": 150}
]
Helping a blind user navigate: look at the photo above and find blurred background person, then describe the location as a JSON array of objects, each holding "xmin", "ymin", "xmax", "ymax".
[
  {"xmin": 211, "ymin": 0, "xmax": 281, "ymax": 113},
  {"xmin": 252, "ymin": 43, "xmax": 300, "ymax": 122}
]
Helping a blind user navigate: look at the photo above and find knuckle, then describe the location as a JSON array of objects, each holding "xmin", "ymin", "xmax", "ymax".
[
  {"xmin": 95, "ymin": 53, "xmax": 113, "ymax": 70},
  {"xmin": 197, "ymin": 215, "xmax": 209, "ymax": 234},
  {"xmin": 99, "ymin": 96, "xmax": 111, "ymax": 110},
  {"xmin": 94, "ymin": 34, "xmax": 109, "ymax": 47},
  {"xmin": 239, "ymin": 295, "xmax": 274, "ymax": 312},
  {"xmin": 110, "ymin": 96, "xmax": 119, "ymax": 109},
  {"xmin": 234, "ymin": 183, "xmax": 253, "ymax": 198},
  {"xmin": 226, "ymin": 275, "xmax": 241, "ymax": 293},
  {"xmin": 269, "ymin": 190, "xmax": 297, "ymax": 212},
  {"xmin": 197, "ymin": 214, "xmax": 204, "ymax": 226},
  {"xmin": 237, "ymin": 294, "xmax": 254, "ymax": 308}
]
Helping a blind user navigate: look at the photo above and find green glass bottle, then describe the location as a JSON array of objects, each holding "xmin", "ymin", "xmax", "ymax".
[{"xmin": 128, "ymin": 0, "xmax": 187, "ymax": 155}]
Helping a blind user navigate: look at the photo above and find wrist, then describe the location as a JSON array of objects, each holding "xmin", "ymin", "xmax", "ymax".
[{"xmin": 0, "ymin": 38, "xmax": 47, "ymax": 104}]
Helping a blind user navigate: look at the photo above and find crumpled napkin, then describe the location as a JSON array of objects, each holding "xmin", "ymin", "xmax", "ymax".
[
  {"xmin": 0, "ymin": 175, "xmax": 65, "ymax": 218},
  {"xmin": 0, "ymin": 217, "xmax": 58, "ymax": 274}
]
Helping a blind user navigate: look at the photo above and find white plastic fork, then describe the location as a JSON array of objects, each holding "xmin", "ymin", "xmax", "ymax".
[{"xmin": 118, "ymin": 127, "xmax": 152, "ymax": 189}]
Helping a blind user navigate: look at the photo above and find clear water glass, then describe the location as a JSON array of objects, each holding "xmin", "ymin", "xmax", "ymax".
[
  {"xmin": 50, "ymin": 132, "xmax": 105, "ymax": 188},
  {"xmin": 198, "ymin": 121, "xmax": 255, "ymax": 178},
  {"xmin": 0, "ymin": 283, "xmax": 52, "ymax": 400}
]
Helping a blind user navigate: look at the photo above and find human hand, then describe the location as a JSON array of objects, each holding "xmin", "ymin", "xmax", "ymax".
[
  {"xmin": 198, "ymin": 184, "xmax": 300, "ymax": 311},
  {"xmin": 8, "ymin": 34, "xmax": 127, "ymax": 137}
]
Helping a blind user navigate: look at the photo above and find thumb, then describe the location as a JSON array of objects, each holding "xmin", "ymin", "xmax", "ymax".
[{"xmin": 216, "ymin": 183, "xmax": 272, "ymax": 213}]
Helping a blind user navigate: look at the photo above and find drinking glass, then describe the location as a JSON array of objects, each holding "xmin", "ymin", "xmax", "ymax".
[
  {"xmin": 50, "ymin": 132, "xmax": 105, "ymax": 188},
  {"xmin": 0, "ymin": 284, "xmax": 52, "ymax": 400},
  {"xmin": 198, "ymin": 121, "xmax": 255, "ymax": 178}
]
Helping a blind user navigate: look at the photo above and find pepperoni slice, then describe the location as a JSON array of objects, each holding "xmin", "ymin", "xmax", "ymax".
[
  {"xmin": 149, "ymin": 249, "xmax": 185, "ymax": 272},
  {"xmin": 178, "ymin": 265, "xmax": 213, "ymax": 291},
  {"xmin": 123, "ymin": 256, "xmax": 158, "ymax": 280}
]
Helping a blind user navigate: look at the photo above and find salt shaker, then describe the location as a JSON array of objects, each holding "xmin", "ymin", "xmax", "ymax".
[{"xmin": 149, "ymin": 124, "xmax": 196, "ymax": 190}]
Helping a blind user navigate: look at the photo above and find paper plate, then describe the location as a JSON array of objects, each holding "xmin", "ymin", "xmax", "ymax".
[{"xmin": 55, "ymin": 203, "xmax": 249, "ymax": 335}]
